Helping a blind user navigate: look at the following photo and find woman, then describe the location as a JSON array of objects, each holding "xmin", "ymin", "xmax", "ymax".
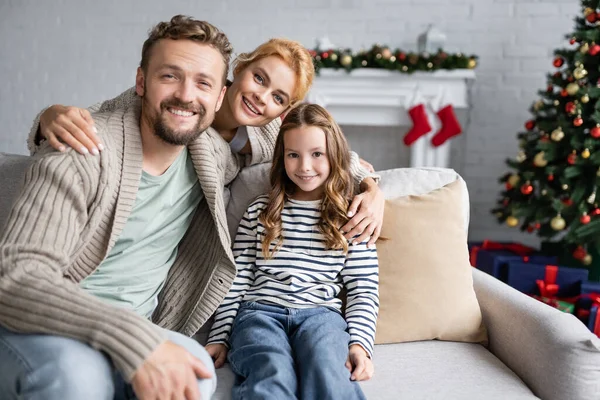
[{"xmin": 29, "ymin": 38, "xmax": 384, "ymax": 244}]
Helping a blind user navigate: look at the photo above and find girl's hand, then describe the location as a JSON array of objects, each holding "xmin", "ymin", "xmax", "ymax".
[
  {"xmin": 345, "ymin": 344, "xmax": 374, "ymax": 381},
  {"xmin": 205, "ymin": 343, "xmax": 228, "ymax": 369},
  {"xmin": 39, "ymin": 105, "xmax": 103, "ymax": 155},
  {"xmin": 342, "ymin": 180, "xmax": 384, "ymax": 247}
]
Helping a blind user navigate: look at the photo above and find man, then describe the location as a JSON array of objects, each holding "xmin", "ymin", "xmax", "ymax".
[{"xmin": 0, "ymin": 15, "xmax": 241, "ymax": 399}]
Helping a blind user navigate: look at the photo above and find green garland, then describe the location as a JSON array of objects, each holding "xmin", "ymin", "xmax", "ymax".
[{"xmin": 310, "ymin": 45, "xmax": 478, "ymax": 74}]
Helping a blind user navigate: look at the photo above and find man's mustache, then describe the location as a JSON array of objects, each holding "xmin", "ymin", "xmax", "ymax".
[{"xmin": 160, "ymin": 99, "xmax": 206, "ymax": 116}]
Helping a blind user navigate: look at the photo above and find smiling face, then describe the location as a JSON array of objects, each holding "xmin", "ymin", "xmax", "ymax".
[
  {"xmin": 136, "ymin": 38, "xmax": 227, "ymax": 145},
  {"xmin": 283, "ymin": 125, "xmax": 331, "ymax": 201},
  {"xmin": 226, "ymin": 56, "xmax": 297, "ymax": 127}
]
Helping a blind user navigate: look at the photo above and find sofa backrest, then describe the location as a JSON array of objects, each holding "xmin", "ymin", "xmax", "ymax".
[{"xmin": 0, "ymin": 153, "xmax": 469, "ymax": 240}]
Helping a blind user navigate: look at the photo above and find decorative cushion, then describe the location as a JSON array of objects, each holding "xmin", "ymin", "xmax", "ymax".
[{"xmin": 375, "ymin": 179, "xmax": 488, "ymax": 345}]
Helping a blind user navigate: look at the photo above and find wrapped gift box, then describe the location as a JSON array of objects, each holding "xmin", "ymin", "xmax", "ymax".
[
  {"xmin": 541, "ymin": 241, "xmax": 600, "ymax": 282},
  {"xmin": 506, "ymin": 263, "xmax": 588, "ymax": 297},
  {"xmin": 590, "ymin": 306, "xmax": 599, "ymax": 336},
  {"xmin": 582, "ymin": 281, "xmax": 600, "ymax": 295},
  {"xmin": 475, "ymin": 249, "xmax": 557, "ymax": 282}
]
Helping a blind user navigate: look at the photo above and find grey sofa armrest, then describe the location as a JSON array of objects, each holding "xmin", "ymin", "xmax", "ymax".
[{"xmin": 472, "ymin": 268, "xmax": 600, "ymax": 400}]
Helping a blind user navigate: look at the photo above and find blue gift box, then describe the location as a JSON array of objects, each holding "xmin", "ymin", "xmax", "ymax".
[
  {"xmin": 589, "ymin": 306, "xmax": 598, "ymax": 333},
  {"xmin": 506, "ymin": 262, "xmax": 589, "ymax": 297},
  {"xmin": 475, "ymin": 249, "xmax": 557, "ymax": 282},
  {"xmin": 582, "ymin": 281, "xmax": 600, "ymax": 295}
]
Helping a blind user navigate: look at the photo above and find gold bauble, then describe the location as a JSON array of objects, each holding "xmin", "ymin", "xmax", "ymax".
[
  {"xmin": 381, "ymin": 48, "xmax": 392, "ymax": 60},
  {"xmin": 541, "ymin": 189, "xmax": 548, "ymax": 195},
  {"xmin": 508, "ymin": 174, "xmax": 520, "ymax": 187},
  {"xmin": 467, "ymin": 58, "xmax": 477, "ymax": 69},
  {"xmin": 551, "ymin": 127, "xmax": 564, "ymax": 141},
  {"xmin": 582, "ymin": 94, "xmax": 590, "ymax": 103},
  {"xmin": 516, "ymin": 151, "xmax": 527, "ymax": 163},
  {"xmin": 582, "ymin": 148, "xmax": 591, "ymax": 159},
  {"xmin": 340, "ymin": 54, "xmax": 353, "ymax": 67},
  {"xmin": 583, "ymin": 254, "xmax": 593, "ymax": 265},
  {"xmin": 562, "ymin": 184, "xmax": 569, "ymax": 190},
  {"xmin": 534, "ymin": 151, "xmax": 548, "ymax": 167},
  {"xmin": 585, "ymin": 7, "xmax": 594, "ymax": 16},
  {"xmin": 506, "ymin": 216, "xmax": 519, "ymax": 227},
  {"xmin": 330, "ymin": 53, "xmax": 338, "ymax": 62},
  {"xmin": 588, "ymin": 190, "xmax": 596, "ymax": 204},
  {"xmin": 580, "ymin": 43, "xmax": 590, "ymax": 54},
  {"xmin": 533, "ymin": 100, "xmax": 544, "ymax": 110},
  {"xmin": 574, "ymin": 66, "xmax": 588, "ymax": 79},
  {"xmin": 566, "ymin": 82, "xmax": 580, "ymax": 95},
  {"xmin": 554, "ymin": 100, "xmax": 560, "ymax": 106},
  {"xmin": 550, "ymin": 215, "xmax": 566, "ymax": 231}
]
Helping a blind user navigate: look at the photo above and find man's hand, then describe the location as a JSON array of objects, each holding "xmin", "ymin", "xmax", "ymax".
[
  {"xmin": 205, "ymin": 343, "xmax": 229, "ymax": 369},
  {"xmin": 345, "ymin": 344, "xmax": 374, "ymax": 381},
  {"xmin": 132, "ymin": 340, "xmax": 212, "ymax": 400},
  {"xmin": 341, "ymin": 178, "xmax": 385, "ymax": 247},
  {"xmin": 39, "ymin": 104, "xmax": 102, "ymax": 155},
  {"xmin": 358, "ymin": 158, "xmax": 375, "ymax": 173}
]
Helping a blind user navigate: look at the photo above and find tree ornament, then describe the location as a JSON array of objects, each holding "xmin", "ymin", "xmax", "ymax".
[
  {"xmin": 533, "ymin": 100, "xmax": 544, "ymax": 111},
  {"xmin": 321, "ymin": 51, "xmax": 330, "ymax": 59},
  {"xmin": 525, "ymin": 120, "xmax": 535, "ymax": 130},
  {"xmin": 533, "ymin": 152, "xmax": 548, "ymax": 167},
  {"xmin": 560, "ymin": 89, "xmax": 569, "ymax": 97},
  {"xmin": 506, "ymin": 216, "xmax": 519, "ymax": 227},
  {"xmin": 340, "ymin": 54, "xmax": 353, "ymax": 67},
  {"xmin": 565, "ymin": 102, "xmax": 576, "ymax": 114},
  {"xmin": 541, "ymin": 189, "xmax": 548, "ymax": 195},
  {"xmin": 574, "ymin": 116, "xmax": 584, "ymax": 126},
  {"xmin": 551, "ymin": 127, "xmax": 565, "ymax": 141},
  {"xmin": 467, "ymin": 58, "xmax": 477, "ymax": 69},
  {"xmin": 505, "ymin": 182, "xmax": 513, "ymax": 190},
  {"xmin": 587, "ymin": 12, "xmax": 598, "ymax": 23},
  {"xmin": 381, "ymin": 48, "xmax": 392, "ymax": 60},
  {"xmin": 548, "ymin": 174, "xmax": 554, "ymax": 181},
  {"xmin": 547, "ymin": 85, "xmax": 554, "ymax": 93},
  {"xmin": 568, "ymin": 151, "xmax": 577, "ymax": 164},
  {"xmin": 588, "ymin": 190, "xmax": 597, "ymax": 204},
  {"xmin": 585, "ymin": 7, "xmax": 595, "ymax": 17},
  {"xmin": 573, "ymin": 246, "xmax": 587, "ymax": 260},
  {"xmin": 581, "ymin": 212, "xmax": 592, "ymax": 224},
  {"xmin": 562, "ymin": 197, "xmax": 573, "ymax": 206},
  {"xmin": 553, "ymin": 57, "xmax": 564, "ymax": 67},
  {"xmin": 580, "ymin": 43, "xmax": 590, "ymax": 54},
  {"xmin": 591, "ymin": 125, "xmax": 600, "ymax": 138},
  {"xmin": 582, "ymin": 94, "xmax": 590, "ymax": 103},
  {"xmin": 361, "ymin": 60, "xmax": 368, "ymax": 66},
  {"xmin": 516, "ymin": 151, "xmax": 527, "ymax": 163},
  {"xmin": 521, "ymin": 182, "xmax": 534, "ymax": 195},
  {"xmin": 583, "ymin": 254, "xmax": 593, "ymax": 265},
  {"xmin": 507, "ymin": 174, "xmax": 520, "ymax": 187},
  {"xmin": 566, "ymin": 82, "xmax": 580, "ymax": 95},
  {"xmin": 590, "ymin": 44, "xmax": 600, "ymax": 56},
  {"xmin": 553, "ymin": 100, "xmax": 560, "ymax": 106},
  {"xmin": 551, "ymin": 215, "xmax": 566, "ymax": 231},
  {"xmin": 574, "ymin": 66, "xmax": 588, "ymax": 79},
  {"xmin": 570, "ymin": 37, "xmax": 577, "ymax": 45},
  {"xmin": 592, "ymin": 208, "xmax": 600, "ymax": 216},
  {"xmin": 330, "ymin": 53, "xmax": 338, "ymax": 62},
  {"xmin": 582, "ymin": 148, "xmax": 591, "ymax": 159}
]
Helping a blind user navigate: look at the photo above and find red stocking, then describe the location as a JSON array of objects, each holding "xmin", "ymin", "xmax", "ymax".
[
  {"xmin": 403, "ymin": 103, "xmax": 432, "ymax": 146},
  {"xmin": 431, "ymin": 104, "xmax": 462, "ymax": 147}
]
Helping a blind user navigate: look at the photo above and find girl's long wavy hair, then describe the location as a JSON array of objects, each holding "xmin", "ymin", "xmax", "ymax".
[{"xmin": 260, "ymin": 104, "xmax": 353, "ymax": 259}]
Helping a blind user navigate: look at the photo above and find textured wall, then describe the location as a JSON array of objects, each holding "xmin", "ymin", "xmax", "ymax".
[{"xmin": 0, "ymin": 0, "xmax": 579, "ymax": 243}]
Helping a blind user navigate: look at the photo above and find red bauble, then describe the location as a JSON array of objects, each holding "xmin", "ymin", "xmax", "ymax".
[
  {"xmin": 547, "ymin": 85, "xmax": 554, "ymax": 93},
  {"xmin": 574, "ymin": 116, "xmax": 584, "ymax": 126},
  {"xmin": 587, "ymin": 13, "xmax": 598, "ymax": 23},
  {"xmin": 565, "ymin": 102, "xmax": 576, "ymax": 113},
  {"xmin": 502, "ymin": 198, "xmax": 510, "ymax": 206},
  {"xmin": 540, "ymin": 135, "xmax": 550, "ymax": 143},
  {"xmin": 591, "ymin": 126, "xmax": 600, "ymax": 138},
  {"xmin": 568, "ymin": 153, "xmax": 577, "ymax": 164},
  {"xmin": 548, "ymin": 174, "xmax": 554, "ymax": 181},
  {"xmin": 570, "ymin": 38, "xmax": 577, "ymax": 45},
  {"xmin": 581, "ymin": 213, "xmax": 592, "ymax": 224},
  {"xmin": 573, "ymin": 246, "xmax": 587, "ymax": 260},
  {"xmin": 521, "ymin": 183, "xmax": 534, "ymax": 195},
  {"xmin": 505, "ymin": 182, "xmax": 513, "ymax": 190},
  {"xmin": 561, "ymin": 89, "xmax": 569, "ymax": 97},
  {"xmin": 525, "ymin": 120, "xmax": 535, "ymax": 130},
  {"xmin": 526, "ymin": 225, "xmax": 535, "ymax": 233},
  {"xmin": 321, "ymin": 52, "xmax": 330, "ymax": 59},
  {"xmin": 590, "ymin": 44, "xmax": 600, "ymax": 56},
  {"xmin": 553, "ymin": 57, "xmax": 564, "ymax": 67},
  {"xmin": 397, "ymin": 52, "xmax": 406, "ymax": 61},
  {"xmin": 534, "ymin": 222, "xmax": 541, "ymax": 230},
  {"xmin": 553, "ymin": 72, "xmax": 562, "ymax": 78},
  {"xmin": 562, "ymin": 198, "xmax": 574, "ymax": 207},
  {"xmin": 592, "ymin": 208, "xmax": 600, "ymax": 216}
]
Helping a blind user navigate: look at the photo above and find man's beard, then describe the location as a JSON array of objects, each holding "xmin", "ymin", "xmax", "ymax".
[{"xmin": 149, "ymin": 98, "xmax": 211, "ymax": 146}]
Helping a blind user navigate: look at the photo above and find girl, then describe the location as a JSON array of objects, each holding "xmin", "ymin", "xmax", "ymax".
[
  {"xmin": 206, "ymin": 103, "xmax": 379, "ymax": 400},
  {"xmin": 29, "ymin": 38, "xmax": 384, "ymax": 246}
]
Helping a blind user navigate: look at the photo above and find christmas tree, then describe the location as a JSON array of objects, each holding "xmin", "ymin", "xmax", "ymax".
[{"xmin": 492, "ymin": 0, "xmax": 600, "ymax": 279}]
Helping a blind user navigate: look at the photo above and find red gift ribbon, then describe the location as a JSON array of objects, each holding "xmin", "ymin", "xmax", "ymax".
[
  {"xmin": 536, "ymin": 265, "xmax": 559, "ymax": 297},
  {"xmin": 470, "ymin": 240, "xmax": 535, "ymax": 267}
]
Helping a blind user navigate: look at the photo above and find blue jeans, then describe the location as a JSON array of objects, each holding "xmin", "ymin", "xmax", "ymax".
[
  {"xmin": 227, "ymin": 301, "xmax": 366, "ymax": 400},
  {"xmin": 0, "ymin": 324, "xmax": 216, "ymax": 400}
]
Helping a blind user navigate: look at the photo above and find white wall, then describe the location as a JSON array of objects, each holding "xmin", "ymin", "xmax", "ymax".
[{"xmin": 0, "ymin": 0, "xmax": 580, "ymax": 243}]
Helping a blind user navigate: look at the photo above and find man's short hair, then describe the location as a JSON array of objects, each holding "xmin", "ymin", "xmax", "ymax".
[{"xmin": 140, "ymin": 15, "xmax": 233, "ymax": 84}]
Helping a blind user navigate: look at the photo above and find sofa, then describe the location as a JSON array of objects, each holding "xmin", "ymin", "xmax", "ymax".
[{"xmin": 1, "ymin": 152, "xmax": 599, "ymax": 400}]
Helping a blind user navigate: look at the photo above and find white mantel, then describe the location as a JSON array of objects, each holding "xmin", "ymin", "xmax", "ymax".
[{"xmin": 306, "ymin": 69, "xmax": 475, "ymax": 168}]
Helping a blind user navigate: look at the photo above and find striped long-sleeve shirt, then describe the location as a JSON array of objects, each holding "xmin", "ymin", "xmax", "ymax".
[{"xmin": 207, "ymin": 195, "xmax": 379, "ymax": 357}]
